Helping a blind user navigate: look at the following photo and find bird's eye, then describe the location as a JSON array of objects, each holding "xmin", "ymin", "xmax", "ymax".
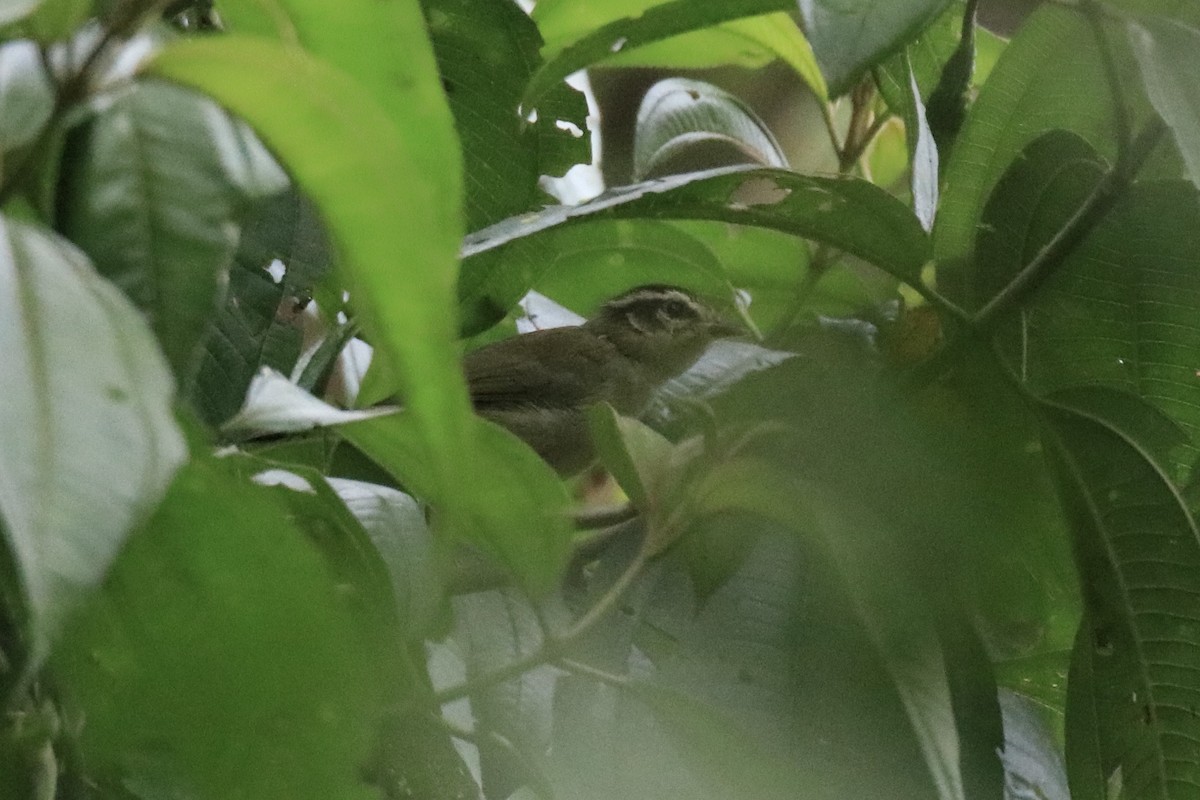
[{"xmin": 665, "ymin": 299, "xmax": 688, "ymax": 317}]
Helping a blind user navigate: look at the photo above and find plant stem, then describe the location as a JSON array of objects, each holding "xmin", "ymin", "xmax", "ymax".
[
  {"xmin": 434, "ymin": 524, "xmax": 653, "ymax": 705},
  {"xmin": 971, "ymin": 118, "xmax": 1166, "ymax": 332}
]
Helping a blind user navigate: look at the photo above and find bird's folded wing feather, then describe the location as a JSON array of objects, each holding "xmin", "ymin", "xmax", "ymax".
[{"xmin": 463, "ymin": 328, "xmax": 617, "ymax": 409}]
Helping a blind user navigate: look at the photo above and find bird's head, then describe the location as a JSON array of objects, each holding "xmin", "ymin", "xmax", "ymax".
[{"xmin": 584, "ymin": 284, "xmax": 743, "ymax": 380}]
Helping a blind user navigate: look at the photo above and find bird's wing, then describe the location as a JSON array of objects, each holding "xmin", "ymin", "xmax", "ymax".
[{"xmin": 463, "ymin": 328, "xmax": 616, "ymax": 409}]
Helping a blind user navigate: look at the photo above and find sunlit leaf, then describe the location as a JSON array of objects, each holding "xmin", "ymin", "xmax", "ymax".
[
  {"xmin": 0, "ymin": 218, "xmax": 185, "ymax": 668},
  {"xmin": 149, "ymin": 35, "xmax": 473, "ymax": 507},
  {"xmin": 522, "ymin": 0, "xmax": 793, "ymax": 108}
]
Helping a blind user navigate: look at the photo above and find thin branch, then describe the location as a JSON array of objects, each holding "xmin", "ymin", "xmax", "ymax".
[
  {"xmin": 435, "ymin": 522, "xmax": 654, "ymax": 706},
  {"xmin": 557, "ymin": 658, "xmax": 631, "ymax": 689}
]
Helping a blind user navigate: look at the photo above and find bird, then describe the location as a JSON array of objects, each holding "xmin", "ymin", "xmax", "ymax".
[{"xmin": 463, "ymin": 284, "xmax": 743, "ymax": 475}]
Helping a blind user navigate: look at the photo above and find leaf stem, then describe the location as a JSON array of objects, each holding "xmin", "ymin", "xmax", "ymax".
[{"xmin": 434, "ymin": 521, "xmax": 653, "ymax": 705}]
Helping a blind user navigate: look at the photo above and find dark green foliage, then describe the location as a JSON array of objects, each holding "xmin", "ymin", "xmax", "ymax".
[{"xmin": 3, "ymin": 1, "xmax": 1200, "ymax": 798}]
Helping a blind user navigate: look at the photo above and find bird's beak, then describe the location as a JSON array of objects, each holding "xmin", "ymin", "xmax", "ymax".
[{"xmin": 713, "ymin": 302, "xmax": 762, "ymax": 341}]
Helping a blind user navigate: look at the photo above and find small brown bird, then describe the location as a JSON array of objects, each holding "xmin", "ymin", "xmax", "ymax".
[{"xmin": 464, "ymin": 285, "xmax": 742, "ymax": 474}]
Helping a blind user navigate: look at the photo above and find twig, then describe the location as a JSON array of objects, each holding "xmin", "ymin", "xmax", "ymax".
[{"xmin": 1082, "ymin": 0, "xmax": 1131, "ymax": 162}]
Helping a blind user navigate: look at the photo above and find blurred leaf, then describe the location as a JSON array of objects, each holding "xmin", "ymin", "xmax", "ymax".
[
  {"xmin": 215, "ymin": 0, "xmax": 462, "ymax": 227},
  {"xmin": 150, "ymin": 35, "xmax": 474, "ymax": 510},
  {"xmin": 633, "ymin": 77, "xmax": 787, "ymax": 180},
  {"xmin": 58, "ymin": 82, "xmax": 245, "ymax": 379},
  {"xmin": 52, "ymin": 458, "xmax": 396, "ymax": 800},
  {"xmin": 465, "ymin": 166, "xmax": 930, "ymax": 284},
  {"xmin": 453, "ymin": 589, "xmax": 559, "ymax": 799},
  {"xmin": 325, "ymin": 477, "xmax": 446, "ymax": 640},
  {"xmin": 897, "ymin": 56, "xmax": 939, "ymax": 232},
  {"xmin": 797, "ymin": 0, "xmax": 954, "ymax": 97},
  {"xmin": 25, "ymin": 0, "xmax": 89, "ymax": 42},
  {"xmin": 522, "ymin": 0, "xmax": 794, "ymax": 107},
  {"xmin": 646, "ymin": 339, "xmax": 795, "ymax": 425},
  {"xmin": 1128, "ymin": 16, "xmax": 1200, "ymax": 193},
  {"xmin": 0, "ymin": 217, "xmax": 185, "ymax": 670},
  {"xmin": 221, "ymin": 368, "xmax": 396, "ymax": 438},
  {"xmin": 0, "ymin": 0, "xmax": 40, "ymax": 26},
  {"xmin": 588, "ymin": 403, "xmax": 675, "ymax": 511},
  {"xmin": 875, "ymin": 1, "xmax": 963, "ymax": 108},
  {"xmin": 0, "ymin": 40, "xmax": 53, "ymax": 155},
  {"xmin": 1014, "ymin": 182, "xmax": 1200, "ymax": 477},
  {"xmin": 1040, "ymin": 398, "xmax": 1200, "ymax": 800},
  {"xmin": 341, "ymin": 414, "xmax": 573, "ymax": 595},
  {"xmin": 535, "ymin": 1, "xmax": 826, "ymax": 97}
]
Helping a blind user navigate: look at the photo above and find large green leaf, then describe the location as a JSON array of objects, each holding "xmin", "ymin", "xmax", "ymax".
[
  {"xmin": 798, "ymin": 0, "xmax": 954, "ymax": 97},
  {"xmin": 534, "ymin": 0, "xmax": 825, "ymax": 98},
  {"xmin": 0, "ymin": 40, "xmax": 53, "ymax": 156},
  {"xmin": 52, "ymin": 458, "xmax": 398, "ymax": 800},
  {"xmin": 934, "ymin": 6, "xmax": 1133, "ymax": 272},
  {"xmin": 57, "ymin": 82, "xmax": 246, "ymax": 378},
  {"xmin": 1040, "ymin": 397, "xmax": 1200, "ymax": 800},
  {"xmin": 341, "ymin": 414, "xmax": 573, "ymax": 596},
  {"xmin": 522, "ymin": 0, "xmax": 794, "ymax": 107},
  {"xmin": 464, "ymin": 166, "xmax": 930, "ymax": 285},
  {"xmin": 148, "ymin": 35, "xmax": 473, "ymax": 501},
  {"xmin": 215, "ymin": 0, "xmax": 462, "ymax": 228},
  {"xmin": 1128, "ymin": 16, "xmax": 1200, "ymax": 193},
  {"xmin": 0, "ymin": 218, "xmax": 184, "ymax": 669},
  {"xmin": 968, "ymin": 130, "xmax": 1107, "ymax": 312},
  {"xmin": 1012, "ymin": 182, "xmax": 1200, "ymax": 476}
]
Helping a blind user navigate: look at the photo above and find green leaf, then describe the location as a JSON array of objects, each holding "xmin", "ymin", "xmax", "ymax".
[
  {"xmin": 587, "ymin": 403, "xmax": 675, "ymax": 510},
  {"xmin": 25, "ymin": 0, "xmax": 90, "ymax": 42},
  {"xmin": 425, "ymin": 0, "xmax": 589, "ymax": 230},
  {"xmin": 0, "ymin": 217, "xmax": 185, "ymax": 669},
  {"xmin": 1013, "ymin": 182, "xmax": 1200, "ymax": 477},
  {"xmin": 798, "ymin": 0, "xmax": 954, "ymax": 97},
  {"xmin": 1128, "ymin": 16, "xmax": 1200, "ymax": 193},
  {"xmin": 0, "ymin": 0, "xmax": 40, "ymax": 27},
  {"xmin": 57, "ymin": 83, "xmax": 244, "ymax": 378},
  {"xmin": 326, "ymin": 477, "xmax": 445, "ymax": 640},
  {"xmin": 340, "ymin": 414, "xmax": 573, "ymax": 595},
  {"xmin": 214, "ymin": 0, "xmax": 462, "ymax": 228},
  {"xmin": 522, "ymin": 0, "xmax": 794, "ymax": 108},
  {"xmin": 148, "ymin": 35, "xmax": 473, "ymax": 502},
  {"xmin": 0, "ymin": 41, "xmax": 53, "ymax": 155},
  {"xmin": 465, "ymin": 166, "xmax": 930, "ymax": 285},
  {"xmin": 934, "ymin": 7, "xmax": 1127, "ymax": 271},
  {"xmin": 633, "ymin": 77, "xmax": 787, "ymax": 180},
  {"xmin": 52, "ymin": 458, "xmax": 397, "ymax": 800},
  {"xmin": 1040, "ymin": 398, "xmax": 1200, "ymax": 800},
  {"xmin": 535, "ymin": 1, "xmax": 826, "ymax": 99},
  {"xmin": 968, "ymin": 130, "xmax": 1106, "ymax": 311}
]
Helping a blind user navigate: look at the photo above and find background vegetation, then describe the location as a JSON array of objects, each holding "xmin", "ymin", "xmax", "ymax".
[{"xmin": 3, "ymin": 0, "xmax": 1200, "ymax": 798}]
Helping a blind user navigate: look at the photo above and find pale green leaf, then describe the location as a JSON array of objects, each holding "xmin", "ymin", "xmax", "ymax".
[
  {"xmin": 0, "ymin": 217, "xmax": 185, "ymax": 668},
  {"xmin": 1128, "ymin": 16, "xmax": 1200, "ymax": 192}
]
